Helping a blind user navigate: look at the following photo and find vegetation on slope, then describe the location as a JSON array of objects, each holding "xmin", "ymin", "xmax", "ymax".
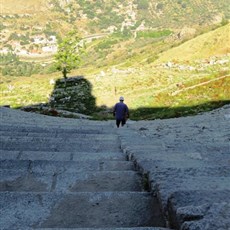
[
  {"xmin": 156, "ymin": 23, "xmax": 230, "ymax": 63},
  {"xmin": 0, "ymin": 1, "xmax": 229, "ymax": 120}
]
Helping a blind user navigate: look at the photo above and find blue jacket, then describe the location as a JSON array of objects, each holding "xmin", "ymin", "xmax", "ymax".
[{"xmin": 113, "ymin": 102, "xmax": 129, "ymax": 120}]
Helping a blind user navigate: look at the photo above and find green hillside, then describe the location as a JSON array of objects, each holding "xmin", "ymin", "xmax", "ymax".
[{"xmin": 0, "ymin": 0, "xmax": 230, "ymax": 119}]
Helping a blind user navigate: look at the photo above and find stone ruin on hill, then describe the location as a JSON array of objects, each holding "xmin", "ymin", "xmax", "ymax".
[
  {"xmin": 49, "ymin": 76, "xmax": 96, "ymax": 115},
  {"xmin": 21, "ymin": 76, "xmax": 96, "ymax": 118}
]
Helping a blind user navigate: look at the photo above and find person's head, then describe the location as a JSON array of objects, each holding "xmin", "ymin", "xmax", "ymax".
[{"xmin": 119, "ymin": 96, "xmax": 124, "ymax": 102}]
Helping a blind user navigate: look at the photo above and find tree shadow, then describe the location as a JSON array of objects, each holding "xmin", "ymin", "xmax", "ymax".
[
  {"xmin": 129, "ymin": 100, "xmax": 230, "ymax": 120},
  {"xmin": 20, "ymin": 76, "xmax": 230, "ymax": 120}
]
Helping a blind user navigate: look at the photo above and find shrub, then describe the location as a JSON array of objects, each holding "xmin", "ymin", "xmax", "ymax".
[
  {"xmin": 137, "ymin": 30, "xmax": 172, "ymax": 38},
  {"xmin": 0, "ymin": 52, "xmax": 19, "ymax": 64},
  {"xmin": 136, "ymin": 0, "xmax": 149, "ymax": 10},
  {"xmin": 156, "ymin": 3, "xmax": 164, "ymax": 10},
  {"xmin": 221, "ymin": 18, "xmax": 229, "ymax": 26}
]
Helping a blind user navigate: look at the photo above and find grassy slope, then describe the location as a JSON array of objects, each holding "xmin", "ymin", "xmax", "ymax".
[
  {"xmin": 84, "ymin": 24, "xmax": 230, "ymax": 118},
  {"xmin": 156, "ymin": 23, "xmax": 230, "ymax": 63},
  {"xmin": 0, "ymin": 73, "xmax": 60, "ymax": 108}
]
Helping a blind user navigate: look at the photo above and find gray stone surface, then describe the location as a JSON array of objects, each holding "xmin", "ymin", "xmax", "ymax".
[
  {"xmin": 0, "ymin": 192, "xmax": 165, "ymax": 229},
  {"xmin": 38, "ymin": 228, "xmax": 171, "ymax": 230},
  {"xmin": 0, "ymin": 159, "xmax": 135, "ymax": 173},
  {"xmin": 0, "ymin": 107, "xmax": 167, "ymax": 229},
  {"xmin": 0, "ymin": 150, "xmax": 126, "ymax": 161},
  {"xmin": 1, "ymin": 136, "xmax": 120, "ymax": 152},
  {"xmin": 167, "ymin": 190, "xmax": 230, "ymax": 229},
  {"xmin": 178, "ymin": 202, "xmax": 230, "ymax": 230},
  {"xmin": 0, "ymin": 171, "xmax": 53, "ymax": 192},
  {"xmin": 118, "ymin": 104, "xmax": 230, "ymax": 230},
  {"xmin": 0, "ymin": 170, "xmax": 143, "ymax": 192},
  {"xmin": 1, "ymin": 105, "xmax": 230, "ymax": 229},
  {"xmin": 55, "ymin": 171, "xmax": 144, "ymax": 192}
]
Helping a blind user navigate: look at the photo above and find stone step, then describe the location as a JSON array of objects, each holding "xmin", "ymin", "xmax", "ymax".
[
  {"xmin": 38, "ymin": 228, "xmax": 172, "ymax": 230},
  {"xmin": 0, "ymin": 109, "xmax": 113, "ymax": 127},
  {"xmin": 0, "ymin": 160, "xmax": 135, "ymax": 173},
  {"xmin": 1, "ymin": 140, "xmax": 120, "ymax": 152},
  {"xmin": 0, "ymin": 131, "xmax": 118, "ymax": 140},
  {"xmin": 137, "ymin": 159, "xmax": 228, "ymax": 173},
  {"xmin": 0, "ymin": 170, "xmax": 143, "ymax": 192},
  {"xmin": 0, "ymin": 191, "xmax": 166, "ymax": 229},
  {"xmin": 56, "ymin": 171, "xmax": 143, "ymax": 192},
  {"xmin": 0, "ymin": 150, "xmax": 126, "ymax": 161},
  {"xmin": 0, "ymin": 135, "xmax": 119, "ymax": 143},
  {"xmin": 0, "ymin": 123, "xmax": 114, "ymax": 134},
  {"xmin": 151, "ymin": 166, "xmax": 230, "ymax": 180},
  {"xmin": 0, "ymin": 108, "xmax": 169, "ymax": 229},
  {"xmin": 124, "ymin": 145, "xmax": 230, "ymax": 161}
]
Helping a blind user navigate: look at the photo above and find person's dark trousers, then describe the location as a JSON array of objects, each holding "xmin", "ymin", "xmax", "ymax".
[{"xmin": 116, "ymin": 119, "xmax": 126, "ymax": 128}]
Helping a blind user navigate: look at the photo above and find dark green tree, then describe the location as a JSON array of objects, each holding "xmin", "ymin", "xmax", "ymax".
[{"xmin": 55, "ymin": 30, "xmax": 83, "ymax": 79}]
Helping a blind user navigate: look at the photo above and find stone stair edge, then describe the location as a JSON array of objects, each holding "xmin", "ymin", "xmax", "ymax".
[
  {"xmin": 0, "ymin": 169, "xmax": 141, "ymax": 177},
  {"xmin": 0, "ymin": 190, "xmax": 153, "ymax": 196},
  {"xmin": 0, "ymin": 132, "xmax": 118, "ymax": 138},
  {"xmin": 0, "ymin": 151, "xmax": 126, "ymax": 161},
  {"xmin": 0, "ymin": 159, "xmax": 132, "ymax": 164},
  {"xmin": 0, "ymin": 136, "xmax": 120, "ymax": 142},
  {"xmin": 36, "ymin": 227, "xmax": 172, "ymax": 230}
]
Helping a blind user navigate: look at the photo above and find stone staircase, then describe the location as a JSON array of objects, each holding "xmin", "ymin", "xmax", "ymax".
[{"xmin": 0, "ymin": 107, "xmax": 171, "ymax": 230}]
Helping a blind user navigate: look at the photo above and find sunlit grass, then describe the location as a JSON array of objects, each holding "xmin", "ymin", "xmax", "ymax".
[{"xmin": 0, "ymin": 73, "xmax": 60, "ymax": 107}]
